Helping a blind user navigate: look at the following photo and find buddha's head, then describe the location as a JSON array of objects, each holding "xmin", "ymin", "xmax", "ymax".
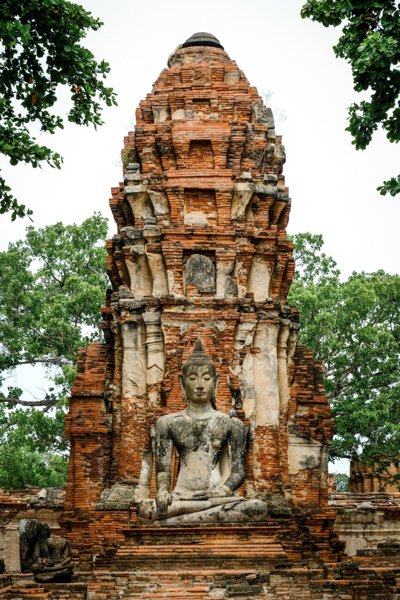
[{"xmin": 180, "ymin": 339, "xmax": 219, "ymax": 409}]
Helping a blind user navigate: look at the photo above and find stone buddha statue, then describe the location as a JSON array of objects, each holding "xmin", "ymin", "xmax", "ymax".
[
  {"xmin": 139, "ymin": 340, "xmax": 267, "ymax": 525},
  {"xmin": 19, "ymin": 519, "xmax": 73, "ymax": 583}
]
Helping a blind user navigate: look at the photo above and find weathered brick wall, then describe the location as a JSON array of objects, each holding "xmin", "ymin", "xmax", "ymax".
[{"xmin": 64, "ymin": 343, "xmax": 112, "ymax": 512}]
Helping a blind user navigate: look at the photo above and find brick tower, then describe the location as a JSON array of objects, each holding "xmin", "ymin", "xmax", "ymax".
[{"xmin": 58, "ymin": 34, "xmax": 398, "ymax": 597}]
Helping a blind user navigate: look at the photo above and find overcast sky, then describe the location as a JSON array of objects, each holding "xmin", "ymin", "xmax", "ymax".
[{"xmin": 1, "ymin": 0, "xmax": 399, "ymax": 277}]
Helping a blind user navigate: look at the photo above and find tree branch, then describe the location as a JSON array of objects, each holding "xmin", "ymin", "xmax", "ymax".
[
  {"xmin": 41, "ymin": 259, "xmax": 65, "ymax": 287},
  {"xmin": 2, "ymin": 357, "xmax": 73, "ymax": 373},
  {"xmin": 29, "ymin": 325, "xmax": 63, "ymax": 346},
  {"xmin": 13, "ymin": 357, "xmax": 72, "ymax": 367},
  {"xmin": 0, "ymin": 396, "xmax": 57, "ymax": 408}
]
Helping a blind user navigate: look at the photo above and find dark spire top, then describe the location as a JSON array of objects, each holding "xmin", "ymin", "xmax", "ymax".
[
  {"xmin": 182, "ymin": 32, "xmax": 224, "ymax": 50},
  {"xmin": 193, "ymin": 338, "xmax": 205, "ymax": 353}
]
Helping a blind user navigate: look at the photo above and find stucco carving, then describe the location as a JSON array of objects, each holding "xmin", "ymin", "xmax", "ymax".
[{"xmin": 185, "ymin": 254, "xmax": 215, "ymax": 293}]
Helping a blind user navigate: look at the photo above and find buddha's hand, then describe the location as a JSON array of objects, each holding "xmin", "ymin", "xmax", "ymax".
[
  {"xmin": 156, "ymin": 489, "xmax": 172, "ymax": 517},
  {"xmin": 207, "ymin": 484, "xmax": 232, "ymax": 498}
]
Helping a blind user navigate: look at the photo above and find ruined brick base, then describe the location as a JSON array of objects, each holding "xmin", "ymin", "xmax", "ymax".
[
  {"xmin": 1, "ymin": 563, "xmax": 399, "ymax": 599},
  {"xmin": 2, "ymin": 509, "xmax": 400, "ymax": 598},
  {"xmin": 2, "ymin": 490, "xmax": 400, "ymax": 598}
]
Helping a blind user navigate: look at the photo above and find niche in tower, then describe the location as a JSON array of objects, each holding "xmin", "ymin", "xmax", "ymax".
[
  {"xmin": 192, "ymin": 98, "xmax": 211, "ymax": 116},
  {"xmin": 183, "ymin": 251, "xmax": 216, "ymax": 295},
  {"xmin": 189, "ymin": 139, "xmax": 215, "ymax": 168},
  {"xmin": 183, "ymin": 188, "xmax": 217, "ymax": 226}
]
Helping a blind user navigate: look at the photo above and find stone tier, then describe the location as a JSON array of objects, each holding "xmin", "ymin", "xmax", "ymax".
[
  {"xmin": 59, "ymin": 507, "xmax": 344, "ymax": 571},
  {"xmin": 109, "ymin": 524, "xmax": 288, "ymax": 569}
]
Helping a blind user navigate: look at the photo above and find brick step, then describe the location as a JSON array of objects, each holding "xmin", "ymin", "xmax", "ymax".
[
  {"xmin": 85, "ymin": 578, "xmax": 258, "ymax": 600},
  {"xmin": 90, "ymin": 571, "xmax": 256, "ymax": 576},
  {"xmin": 149, "ymin": 585, "xmax": 209, "ymax": 589},
  {"xmin": 0, "ymin": 581, "xmax": 87, "ymax": 600},
  {"xmin": 141, "ymin": 588, "xmax": 210, "ymax": 596},
  {"xmin": 130, "ymin": 590, "xmax": 241, "ymax": 600},
  {"xmin": 122, "ymin": 525, "xmax": 281, "ymax": 537},
  {"xmin": 117, "ymin": 544, "xmax": 284, "ymax": 554},
  {"xmin": 1, "ymin": 589, "xmax": 50, "ymax": 599},
  {"xmin": 82, "ymin": 570, "xmax": 266, "ymax": 599},
  {"xmin": 141, "ymin": 595, "xmax": 209, "ymax": 599},
  {"xmin": 141, "ymin": 596, "xmax": 208, "ymax": 600}
]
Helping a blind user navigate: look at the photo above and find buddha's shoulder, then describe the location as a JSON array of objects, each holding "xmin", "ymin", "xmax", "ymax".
[
  {"xmin": 156, "ymin": 411, "xmax": 187, "ymax": 427},
  {"xmin": 214, "ymin": 411, "xmax": 245, "ymax": 431},
  {"xmin": 213, "ymin": 410, "xmax": 230, "ymax": 423}
]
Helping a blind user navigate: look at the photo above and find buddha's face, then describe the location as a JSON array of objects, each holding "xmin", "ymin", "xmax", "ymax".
[{"xmin": 181, "ymin": 364, "xmax": 218, "ymax": 406}]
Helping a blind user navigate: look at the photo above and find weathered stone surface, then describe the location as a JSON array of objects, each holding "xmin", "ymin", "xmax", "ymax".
[
  {"xmin": 19, "ymin": 519, "xmax": 73, "ymax": 583},
  {"xmin": 331, "ymin": 492, "xmax": 400, "ymax": 557},
  {"xmin": 145, "ymin": 340, "xmax": 269, "ymax": 524},
  {"xmin": 350, "ymin": 457, "xmax": 400, "ymax": 493},
  {"xmin": 97, "ymin": 483, "xmax": 136, "ymax": 510},
  {"xmin": 185, "ymin": 254, "xmax": 215, "ymax": 292}
]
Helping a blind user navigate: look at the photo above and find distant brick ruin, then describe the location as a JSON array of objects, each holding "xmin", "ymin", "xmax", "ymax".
[{"xmin": 1, "ymin": 32, "xmax": 399, "ymax": 599}]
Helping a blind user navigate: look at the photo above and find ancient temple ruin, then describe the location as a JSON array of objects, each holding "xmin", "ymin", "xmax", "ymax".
[
  {"xmin": 65, "ymin": 30, "xmax": 333, "ymax": 521},
  {"xmin": 1, "ymin": 32, "xmax": 399, "ymax": 599},
  {"xmin": 64, "ymin": 29, "xmax": 337, "ymax": 554}
]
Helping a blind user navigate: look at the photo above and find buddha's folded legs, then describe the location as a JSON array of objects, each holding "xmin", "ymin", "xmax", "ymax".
[{"xmin": 138, "ymin": 497, "xmax": 267, "ymax": 525}]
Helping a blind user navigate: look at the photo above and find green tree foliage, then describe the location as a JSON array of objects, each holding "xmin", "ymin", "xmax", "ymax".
[
  {"xmin": 289, "ymin": 233, "xmax": 400, "ymax": 464},
  {"xmin": 301, "ymin": 0, "xmax": 400, "ymax": 196},
  {"xmin": 0, "ymin": 0, "xmax": 117, "ymax": 219},
  {"xmin": 0, "ymin": 213, "xmax": 108, "ymax": 487}
]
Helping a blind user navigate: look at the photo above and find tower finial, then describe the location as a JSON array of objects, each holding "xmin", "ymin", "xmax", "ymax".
[{"xmin": 182, "ymin": 32, "xmax": 224, "ymax": 50}]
